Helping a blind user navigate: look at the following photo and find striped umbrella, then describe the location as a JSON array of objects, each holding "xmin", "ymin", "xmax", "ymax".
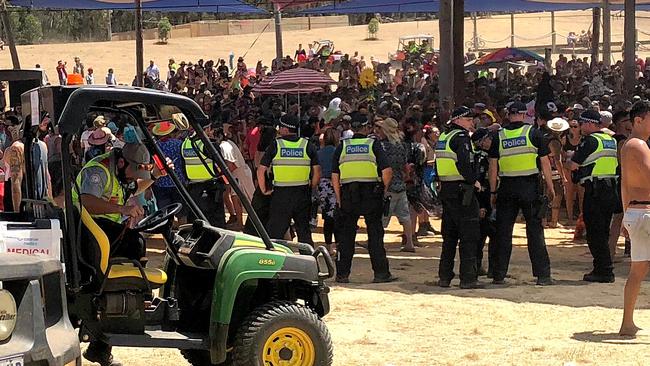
[
  {"xmin": 252, "ymin": 67, "xmax": 336, "ymax": 95},
  {"xmin": 475, "ymin": 47, "xmax": 544, "ymax": 66}
]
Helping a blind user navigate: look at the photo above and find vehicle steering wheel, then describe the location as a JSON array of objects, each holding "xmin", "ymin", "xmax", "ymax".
[{"xmin": 131, "ymin": 203, "xmax": 183, "ymax": 232}]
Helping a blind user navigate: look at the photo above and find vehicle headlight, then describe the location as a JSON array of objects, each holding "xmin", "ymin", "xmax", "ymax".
[{"xmin": 0, "ymin": 289, "xmax": 17, "ymax": 341}]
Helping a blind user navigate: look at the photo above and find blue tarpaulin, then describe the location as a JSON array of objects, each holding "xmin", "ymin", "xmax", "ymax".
[
  {"xmin": 9, "ymin": 0, "xmax": 267, "ymax": 13},
  {"xmin": 300, "ymin": 0, "xmax": 602, "ymax": 14}
]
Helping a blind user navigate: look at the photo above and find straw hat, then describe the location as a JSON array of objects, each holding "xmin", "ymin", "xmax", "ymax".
[
  {"xmin": 151, "ymin": 121, "xmax": 177, "ymax": 137},
  {"xmin": 88, "ymin": 127, "xmax": 113, "ymax": 146},
  {"xmin": 375, "ymin": 117, "xmax": 403, "ymax": 143},
  {"xmin": 93, "ymin": 115, "xmax": 107, "ymax": 128},
  {"xmin": 548, "ymin": 118, "xmax": 569, "ymax": 132}
]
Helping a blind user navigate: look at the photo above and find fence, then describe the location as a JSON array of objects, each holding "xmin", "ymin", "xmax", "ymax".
[{"xmin": 111, "ymin": 15, "xmax": 349, "ymax": 41}]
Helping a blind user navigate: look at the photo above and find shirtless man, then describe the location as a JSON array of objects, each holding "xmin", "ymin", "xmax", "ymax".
[{"xmin": 619, "ymin": 100, "xmax": 650, "ymax": 336}]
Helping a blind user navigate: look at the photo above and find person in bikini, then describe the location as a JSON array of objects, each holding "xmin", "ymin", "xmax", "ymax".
[{"xmin": 620, "ymin": 100, "xmax": 650, "ymax": 336}]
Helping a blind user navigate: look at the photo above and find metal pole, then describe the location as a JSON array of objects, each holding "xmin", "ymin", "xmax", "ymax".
[
  {"xmin": 624, "ymin": 0, "xmax": 635, "ymax": 95},
  {"xmin": 591, "ymin": 6, "xmax": 601, "ymax": 68},
  {"xmin": 472, "ymin": 12, "xmax": 478, "ymax": 51},
  {"xmin": 551, "ymin": 11, "xmax": 556, "ymax": 54},
  {"xmin": 274, "ymin": 4, "xmax": 284, "ymax": 63},
  {"xmin": 510, "ymin": 13, "xmax": 515, "ymax": 48},
  {"xmin": 135, "ymin": 0, "xmax": 144, "ymax": 87},
  {"xmin": 438, "ymin": 0, "xmax": 453, "ymax": 103},
  {"xmin": 603, "ymin": 0, "xmax": 611, "ymax": 66},
  {"xmin": 1, "ymin": 0, "xmax": 20, "ymax": 69}
]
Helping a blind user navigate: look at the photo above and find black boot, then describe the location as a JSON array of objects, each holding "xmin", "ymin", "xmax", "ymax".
[{"xmin": 83, "ymin": 341, "xmax": 123, "ymax": 366}]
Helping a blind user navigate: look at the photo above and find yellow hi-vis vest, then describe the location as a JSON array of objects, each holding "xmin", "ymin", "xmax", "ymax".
[
  {"xmin": 339, "ymin": 138, "xmax": 380, "ymax": 184},
  {"xmin": 579, "ymin": 132, "xmax": 618, "ymax": 183},
  {"xmin": 72, "ymin": 152, "xmax": 124, "ymax": 223},
  {"xmin": 271, "ymin": 138, "xmax": 311, "ymax": 187},
  {"xmin": 435, "ymin": 129, "xmax": 464, "ymax": 182},
  {"xmin": 497, "ymin": 125, "xmax": 539, "ymax": 177},
  {"xmin": 182, "ymin": 137, "xmax": 216, "ymax": 182}
]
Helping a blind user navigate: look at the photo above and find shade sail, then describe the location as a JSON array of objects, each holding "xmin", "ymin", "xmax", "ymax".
[
  {"xmin": 9, "ymin": 0, "xmax": 267, "ymax": 13},
  {"xmin": 300, "ymin": 0, "xmax": 599, "ymax": 14}
]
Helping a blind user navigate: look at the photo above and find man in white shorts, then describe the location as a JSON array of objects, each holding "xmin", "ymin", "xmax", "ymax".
[{"xmin": 620, "ymin": 100, "xmax": 650, "ymax": 336}]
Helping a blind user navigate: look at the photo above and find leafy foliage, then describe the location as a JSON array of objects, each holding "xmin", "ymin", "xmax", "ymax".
[
  {"xmin": 368, "ymin": 17, "xmax": 379, "ymax": 39},
  {"xmin": 158, "ymin": 16, "xmax": 172, "ymax": 43}
]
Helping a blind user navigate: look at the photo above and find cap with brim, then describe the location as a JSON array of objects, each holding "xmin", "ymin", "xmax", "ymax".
[
  {"xmin": 122, "ymin": 143, "xmax": 152, "ymax": 180},
  {"xmin": 572, "ymin": 103, "xmax": 585, "ymax": 111},
  {"xmin": 279, "ymin": 115, "xmax": 299, "ymax": 130},
  {"xmin": 578, "ymin": 110, "xmax": 601, "ymax": 124},
  {"xmin": 152, "ymin": 121, "xmax": 176, "ymax": 137},
  {"xmin": 349, "ymin": 112, "xmax": 369, "ymax": 128},
  {"xmin": 88, "ymin": 127, "xmax": 113, "ymax": 146},
  {"xmin": 548, "ymin": 118, "xmax": 570, "ymax": 132},
  {"xmin": 448, "ymin": 106, "xmax": 474, "ymax": 125},
  {"xmin": 507, "ymin": 101, "xmax": 527, "ymax": 114},
  {"xmin": 481, "ymin": 109, "xmax": 496, "ymax": 123}
]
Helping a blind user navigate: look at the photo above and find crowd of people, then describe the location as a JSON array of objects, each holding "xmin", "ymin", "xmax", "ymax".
[{"xmin": 5, "ymin": 39, "xmax": 650, "ymax": 333}]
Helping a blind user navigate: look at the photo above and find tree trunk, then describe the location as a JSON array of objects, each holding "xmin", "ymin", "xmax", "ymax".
[
  {"xmin": 453, "ymin": 0, "xmax": 464, "ymax": 105},
  {"xmin": 1, "ymin": 0, "xmax": 20, "ymax": 69},
  {"xmin": 603, "ymin": 0, "xmax": 611, "ymax": 66},
  {"xmin": 624, "ymin": 0, "xmax": 635, "ymax": 95},
  {"xmin": 591, "ymin": 7, "xmax": 601, "ymax": 68},
  {"xmin": 438, "ymin": 0, "xmax": 453, "ymax": 104}
]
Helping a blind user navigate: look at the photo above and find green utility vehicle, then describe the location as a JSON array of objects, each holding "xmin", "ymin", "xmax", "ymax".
[{"xmin": 1, "ymin": 85, "xmax": 334, "ymax": 365}]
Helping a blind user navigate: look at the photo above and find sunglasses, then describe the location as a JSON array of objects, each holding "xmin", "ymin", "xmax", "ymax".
[
  {"xmin": 570, "ymin": 125, "xmax": 580, "ymax": 128},
  {"xmin": 135, "ymin": 163, "xmax": 154, "ymax": 171}
]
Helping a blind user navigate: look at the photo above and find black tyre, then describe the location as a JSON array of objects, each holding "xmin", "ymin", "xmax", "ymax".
[{"xmin": 232, "ymin": 301, "xmax": 333, "ymax": 366}]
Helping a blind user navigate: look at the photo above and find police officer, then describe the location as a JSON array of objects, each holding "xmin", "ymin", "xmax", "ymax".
[
  {"xmin": 181, "ymin": 127, "xmax": 226, "ymax": 227},
  {"xmin": 332, "ymin": 112, "xmax": 396, "ymax": 283},
  {"xmin": 435, "ymin": 107, "xmax": 482, "ymax": 288},
  {"xmin": 73, "ymin": 143, "xmax": 168, "ymax": 366},
  {"xmin": 471, "ymin": 127, "xmax": 496, "ymax": 277},
  {"xmin": 488, "ymin": 101, "xmax": 555, "ymax": 285},
  {"xmin": 567, "ymin": 109, "xmax": 618, "ymax": 283},
  {"xmin": 258, "ymin": 115, "xmax": 320, "ymax": 245}
]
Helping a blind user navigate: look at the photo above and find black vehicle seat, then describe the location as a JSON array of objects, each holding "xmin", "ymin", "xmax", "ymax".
[{"xmin": 79, "ymin": 207, "xmax": 167, "ymax": 290}]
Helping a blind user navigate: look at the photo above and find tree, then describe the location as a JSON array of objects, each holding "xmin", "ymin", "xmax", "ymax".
[
  {"xmin": 158, "ymin": 16, "xmax": 172, "ymax": 43},
  {"xmin": 367, "ymin": 17, "xmax": 379, "ymax": 40},
  {"xmin": 10, "ymin": 12, "xmax": 42, "ymax": 45}
]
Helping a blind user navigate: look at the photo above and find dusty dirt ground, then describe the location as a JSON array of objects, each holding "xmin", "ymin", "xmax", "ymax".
[
  {"xmin": 3, "ymin": 10, "xmax": 650, "ymax": 83},
  {"xmin": 8, "ymin": 9, "xmax": 649, "ymax": 366},
  {"xmin": 81, "ymin": 216, "xmax": 650, "ymax": 366}
]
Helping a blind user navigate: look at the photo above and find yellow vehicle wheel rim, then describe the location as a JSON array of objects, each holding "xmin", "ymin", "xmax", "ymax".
[{"xmin": 262, "ymin": 327, "xmax": 316, "ymax": 366}]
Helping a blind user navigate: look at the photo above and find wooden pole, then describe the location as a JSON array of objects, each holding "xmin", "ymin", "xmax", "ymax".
[
  {"xmin": 274, "ymin": 4, "xmax": 284, "ymax": 62},
  {"xmin": 510, "ymin": 13, "xmax": 515, "ymax": 48},
  {"xmin": 551, "ymin": 11, "xmax": 556, "ymax": 54},
  {"xmin": 624, "ymin": 0, "xmax": 635, "ymax": 95},
  {"xmin": 135, "ymin": 0, "xmax": 143, "ymax": 87},
  {"xmin": 591, "ymin": 6, "xmax": 601, "ymax": 68},
  {"xmin": 1, "ymin": 0, "xmax": 20, "ymax": 69},
  {"xmin": 472, "ymin": 12, "xmax": 478, "ymax": 51},
  {"xmin": 107, "ymin": 10, "xmax": 112, "ymax": 41},
  {"xmin": 453, "ymin": 0, "xmax": 465, "ymax": 105},
  {"xmin": 438, "ymin": 0, "xmax": 453, "ymax": 104},
  {"xmin": 603, "ymin": 0, "xmax": 611, "ymax": 66}
]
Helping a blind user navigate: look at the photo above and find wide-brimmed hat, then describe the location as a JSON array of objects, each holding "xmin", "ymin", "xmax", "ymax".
[
  {"xmin": 548, "ymin": 118, "xmax": 569, "ymax": 132},
  {"xmin": 152, "ymin": 121, "xmax": 176, "ymax": 137},
  {"xmin": 376, "ymin": 117, "xmax": 402, "ymax": 142},
  {"xmin": 88, "ymin": 127, "xmax": 113, "ymax": 146}
]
